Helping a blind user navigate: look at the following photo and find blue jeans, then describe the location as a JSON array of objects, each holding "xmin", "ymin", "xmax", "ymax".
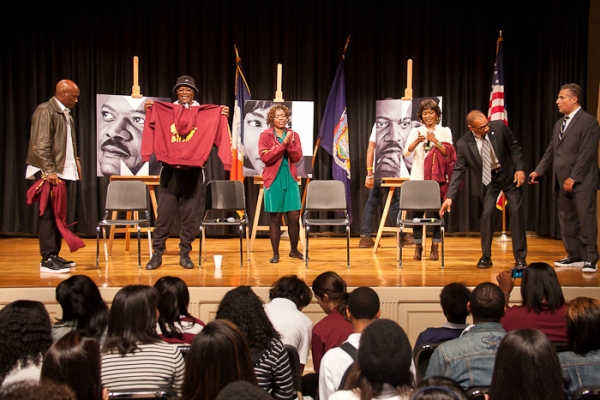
[{"xmin": 360, "ymin": 179, "xmax": 400, "ymax": 237}]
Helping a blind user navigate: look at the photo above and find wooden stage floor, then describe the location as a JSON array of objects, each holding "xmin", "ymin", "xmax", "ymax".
[{"xmin": 0, "ymin": 235, "xmax": 598, "ymax": 289}]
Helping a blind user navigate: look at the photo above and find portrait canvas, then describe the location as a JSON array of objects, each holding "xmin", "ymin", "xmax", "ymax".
[{"xmin": 242, "ymin": 100, "xmax": 314, "ymax": 178}]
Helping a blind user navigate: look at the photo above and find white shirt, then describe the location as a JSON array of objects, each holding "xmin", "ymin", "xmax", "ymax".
[
  {"xmin": 1, "ymin": 363, "xmax": 41, "ymax": 388},
  {"xmin": 562, "ymin": 106, "xmax": 581, "ymax": 131},
  {"xmin": 404, "ymin": 124, "xmax": 453, "ymax": 180},
  {"xmin": 319, "ymin": 333, "xmax": 361, "ymax": 400},
  {"xmin": 264, "ymin": 298, "xmax": 313, "ymax": 365},
  {"xmin": 329, "ymin": 384, "xmax": 409, "ymax": 400}
]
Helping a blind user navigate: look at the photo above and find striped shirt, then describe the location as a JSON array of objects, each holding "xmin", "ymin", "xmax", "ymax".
[
  {"xmin": 101, "ymin": 342, "xmax": 185, "ymax": 393},
  {"xmin": 254, "ymin": 338, "xmax": 295, "ymax": 400}
]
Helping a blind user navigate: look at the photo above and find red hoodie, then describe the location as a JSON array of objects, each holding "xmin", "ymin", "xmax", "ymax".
[{"xmin": 141, "ymin": 101, "xmax": 232, "ymax": 170}]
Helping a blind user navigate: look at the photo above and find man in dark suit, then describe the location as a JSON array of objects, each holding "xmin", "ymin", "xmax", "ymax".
[
  {"xmin": 530, "ymin": 83, "xmax": 600, "ymax": 273},
  {"xmin": 440, "ymin": 110, "xmax": 527, "ymax": 269}
]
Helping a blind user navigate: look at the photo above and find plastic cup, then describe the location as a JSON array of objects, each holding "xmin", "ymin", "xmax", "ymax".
[{"xmin": 213, "ymin": 254, "xmax": 223, "ymax": 269}]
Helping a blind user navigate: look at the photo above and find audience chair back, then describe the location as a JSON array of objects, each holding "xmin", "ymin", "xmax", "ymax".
[
  {"xmin": 396, "ymin": 180, "xmax": 444, "ymax": 268},
  {"xmin": 107, "ymin": 389, "xmax": 178, "ymax": 399},
  {"xmin": 572, "ymin": 386, "xmax": 600, "ymax": 400},
  {"xmin": 303, "ymin": 180, "xmax": 351, "ymax": 269},
  {"xmin": 465, "ymin": 386, "xmax": 489, "ymax": 400},
  {"xmin": 96, "ymin": 180, "xmax": 151, "ymax": 269},
  {"xmin": 413, "ymin": 342, "xmax": 441, "ymax": 381},
  {"xmin": 285, "ymin": 345, "xmax": 303, "ymax": 400},
  {"xmin": 199, "ymin": 180, "xmax": 249, "ymax": 268}
]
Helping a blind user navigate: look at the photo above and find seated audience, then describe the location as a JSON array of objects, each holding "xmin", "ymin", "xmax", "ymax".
[
  {"xmin": 0, "ymin": 380, "xmax": 76, "ymax": 400},
  {"xmin": 216, "ymin": 286, "xmax": 294, "ymax": 400},
  {"xmin": 0, "ymin": 300, "xmax": 52, "ymax": 388},
  {"xmin": 264, "ymin": 275, "xmax": 313, "ymax": 370},
  {"xmin": 101, "ymin": 285, "xmax": 185, "ymax": 393},
  {"xmin": 559, "ymin": 296, "xmax": 600, "ymax": 395},
  {"xmin": 41, "ymin": 330, "xmax": 107, "ymax": 400},
  {"xmin": 319, "ymin": 287, "xmax": 381, "ymax": 400},
  {"xmin": 425, "ymin": 282, "xmax": 506, "ymax": 389},
  {"xmin": 487, "ymin": 328, "xmax": 565, "ymax": 400},
  {"xmin": 154, "ymin": 276, "xmax": 205, "ymax": 344},
  {"xmin": 414, "ymin": 283, "xmax": 471, "ymax": 350},
  {"xmin": 410, "ymin": 376, "xmax": 467, "ymax": 400},
  {"xmin": 332, "ymin": 319, "xmax": 414, "ymax": 400},
  {"xmin": 497, "ymin": 262, "xmax": 568, "ymax": 342},
  {"xmin": 216, "ymin": 381, "xmax": 273, "ymax": 400},
  {"xmin": 52, "ymin": 275, "xmax": 109, "ymax": 343},
  {"xmin": 180, "ymin": 319, "xmax": 258, "ymax": 400}
]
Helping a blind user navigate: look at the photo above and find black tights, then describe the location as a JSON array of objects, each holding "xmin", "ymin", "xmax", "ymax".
[{"xmin": 269, "ymin": 210, "xmax": 300, "ymax": 257}]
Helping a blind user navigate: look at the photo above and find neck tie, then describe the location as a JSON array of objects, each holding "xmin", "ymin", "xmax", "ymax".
[
  {"xmin": 481, "ymin": 138, "xmax": 492, "ymax": 186},
  {"xmin": 559, "ymin": 115, "xmax": 569, "ymax": 140}
]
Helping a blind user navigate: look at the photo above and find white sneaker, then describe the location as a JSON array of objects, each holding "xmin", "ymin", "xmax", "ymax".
[
  {"xmin": 40, "ymin": 256, "xmax": 71, "ymax": 274},
  {"xmin": 582, "ymin": 262, "xmax": 597, "ymax": 273}
]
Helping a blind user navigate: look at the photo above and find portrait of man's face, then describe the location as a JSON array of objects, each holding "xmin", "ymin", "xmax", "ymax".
[
  {"xmin": 96, "ymin": 95, "xmax": 165, "ymax": 177},
  {"xmin": 375, "ymin": 99, "xmax": 414, "ymax": 178}
]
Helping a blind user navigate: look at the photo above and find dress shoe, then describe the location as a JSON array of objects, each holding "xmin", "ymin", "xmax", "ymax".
[
  {"xmin": 413, "ymin": 244, "xmax": 423, "ymax": 261},
  {"xmin": 270, "ymin": 254, "xmax": 280, "ymax": 264},
  {"xmin": 146, "ymin": 254, "xmax": 162, "ymax": 270},
  {"xmin": 515, "ymin": 258, "xmax": 527, "ymax": 268},
  {"xmin": 402, "ymin": 233, "xmax": 415, "ymax": 246},
  {"xmin": 179, "ymin": 254, "xmax": 195, "ymax": 269},
  {"xmin": 554, "ymin": 257, "xmax": 584, "ymax": 267},
  {"xmin": 358, "ymin": 236, "xmax": 375, "ymax": 248},
  {"xmin": 477, "ymin": 257, "xmax": 493, "ymax": 269},
  {"xmin": 430, "ymin": 243, "xmax": 439, "ymax": 261},
  {"xmin": 582, "ymin": 262, "xmax": 597, "ymax": 273},
  {"xmin": 289, "ymin": 250, "xmax": 304, "ymax": 260}
]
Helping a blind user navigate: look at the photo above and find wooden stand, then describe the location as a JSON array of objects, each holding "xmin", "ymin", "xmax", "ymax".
[
  {"xmin": 250, "ymin": 176, "xmax": 305, "ymax": 252},
  {"xmin": 373, "ymin": 177, "xmax": 410, "ymax": 253},
  {"xmin": 108, "ymin": 175, "xmax": 159, "ymax": 255}
]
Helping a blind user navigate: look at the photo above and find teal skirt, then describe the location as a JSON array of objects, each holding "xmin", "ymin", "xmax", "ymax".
[{"xmin": 264, "ymin": 162, "xmax": 301, "ymax": 213}]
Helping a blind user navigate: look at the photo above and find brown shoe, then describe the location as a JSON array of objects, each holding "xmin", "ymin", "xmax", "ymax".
[
  {"xmin": 430, "ymin": 243, "xmax": 439, "ymax": 261},
  {"xmin": 401, "ymin": 233, "xmax": 414, "ymax": 246},
  {"xmin": 413, "ymin": 244, "xmax": 423, "ymax": 261},
  {"xmin": 359, "ymin": 236, "xmax": 375, "ymax": 248}
]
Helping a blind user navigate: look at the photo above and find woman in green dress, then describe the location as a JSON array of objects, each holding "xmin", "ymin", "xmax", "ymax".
[{"xmin": 258, "ymin": 104, "xmax": 304, "ymax": 263}]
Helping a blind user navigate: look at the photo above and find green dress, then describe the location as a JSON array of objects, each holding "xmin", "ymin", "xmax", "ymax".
[{"xmin": 264, "ymin": 131, "xmax": 301, "ymax": 213}]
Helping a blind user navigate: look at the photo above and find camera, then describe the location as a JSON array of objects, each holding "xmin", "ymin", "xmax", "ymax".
[{"xmin": 511, "ymin": 267, "xmax": 525, "ymax": 279}]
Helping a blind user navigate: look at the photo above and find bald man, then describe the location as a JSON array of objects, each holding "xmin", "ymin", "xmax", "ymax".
[
  {"xmin": 26, "ymin": 79, "xmax": 82, "ymax": 274},
  {"xmin": 440, "ymin": 110, "xmax": 527, "ymax": 269}
]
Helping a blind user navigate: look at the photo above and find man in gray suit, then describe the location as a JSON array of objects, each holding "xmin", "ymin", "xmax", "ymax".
[
  {"xmin": 530, "ymin": 83, "xmax": 600, "ymax": 273},
  {"xmin": 440, "ymin": 110, "xmax": 527, "ymax": 269}
]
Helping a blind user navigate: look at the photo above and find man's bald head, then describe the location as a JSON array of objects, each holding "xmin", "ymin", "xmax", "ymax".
[{"xmin": 55, "ymin": 80, "xmax": 80, "ymax": 109}]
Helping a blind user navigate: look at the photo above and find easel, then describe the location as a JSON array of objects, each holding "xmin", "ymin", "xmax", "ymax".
[
  {"xmin": 249, "ymin": 176, "xmax": 305, "ymax": 251},
  {"xmin": 372, "ymin": 178, "xmax": 409, "ymax": 253}
]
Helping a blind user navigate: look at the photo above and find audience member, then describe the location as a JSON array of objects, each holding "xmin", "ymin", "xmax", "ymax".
[
  {"xmin": 101, "ymin": 285, "xmax": 185, "ymax": 393},
  {"xmin": 264, "ymin": 275, "xmax": 313, "ymax": 370},
  {"xmin": 216, "ymin": 286, "xmax": 294, "ymax": 400},
  {"xmin": 0, "ymin": 300, "xmax": 52, "ymax": 388},
  {"xmin": 487, "ymin": 328, "xmax": 565, "ymax": 400},
  {"xmin": 154, "ymin": 276, "xmax": 205, "ymax": 344},
  {"xmin": 311, "ymin": 271, "xmax": 353, "ymax": 373},
  {"xmin": 414, "ymin": 283, "xmax": 471, "ymax": 350},
  {"xmin": 559, "ymin": 296, "xmax": 600, "ymax": 394},
  {"xmin": 180, "ymin": 319, "xmax": 258, "ymax": 400},
  {"xmin": 53, "ymin": 275, "xmax": 109, "ymax": 343},
  {"xmin": 41, "ymin": 330, "xmax": 106, "ymax": 400},
  {"xmin": 410, "ymin": 376, "xmax": 467, "ymax": 400},
  {"xmin": 425, "ymin": 282, "xmax": 506, "ymax": 389},
  {"xmin": 0, "ymin": 380, "xmax": 76, "ymax": 400},
  {"xmin": 332, "ymin": 319, "xmax": 414, "ymax": 400},
  {"xmin": 497, "ymin": 262, "xmax": 568, "ymax": 342},
  {"xmin": 319, "ymin": 287, "xmax": 381, "ymax": 400},
  {"xmin": 216, "ymin": 381, "xmax": 273, "ymax": 400}
]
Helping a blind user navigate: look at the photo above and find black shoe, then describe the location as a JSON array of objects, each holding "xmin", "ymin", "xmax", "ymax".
[
  {"xmin": 582, "ymin": 262, "xmax": 597, "ymax": 273},
  {"xmin": 179, "ymin": 254, "xmax": 195, "ymax": 269},
  {"xmin": 289, "ymin": 251, "xmax": 304, "ymax": 260},
  {"xmin": 40, "ymin": 256, "xmax": 71, "ymax": 274},
  {"xmin": 477, "ymin": 257, "xmax": 493, "ymax": 269},
  {"xmin": 270, "ymin": 255, "xmax": 280, "ymax": 263},
  {"xmin": 515, "ymin": 258, "xmax": 527, "ymax": 268},
  {"xmin": 56, "ymin": 256, "xmax": 76, "ymax": 268},
  {"xmin": 146, "ymin": 254, "xmax": 162, "ymax": 270},
  {"xmin": 554, "ymin": 257, "xmax": 584, "ymax": 267}
]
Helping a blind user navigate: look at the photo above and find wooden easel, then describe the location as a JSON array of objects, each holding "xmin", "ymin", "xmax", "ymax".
[{"xmin": 372, "ymin": 178, "xmax": 409, "ymax": 253}]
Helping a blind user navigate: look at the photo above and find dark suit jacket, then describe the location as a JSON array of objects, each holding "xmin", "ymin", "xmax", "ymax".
[
  {"xmin": 446, "ymin": 120, "xmax": 524, "ymax": 201},
  {"xmin": 534, "ymin": 108, "xmax": 600, "ymax": 192}
]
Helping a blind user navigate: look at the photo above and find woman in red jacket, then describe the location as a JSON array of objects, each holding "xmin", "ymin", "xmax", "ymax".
[{"xmin": 259, "ymin": 104, "xmax": 304, "ymax": 263}]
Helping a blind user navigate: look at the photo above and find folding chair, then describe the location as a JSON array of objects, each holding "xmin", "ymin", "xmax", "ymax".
[
  {"xmin": 199, "ymin": 180, "xmax": 249, "ymax": 268},
  {"xmin": 572, "ymin": 386, "xmax": 600, "ymax": 400},
  {"xmin": 465, "ymin": 387, "xmax": 489, "ymax": 400},
  {"xmin": 303, "ymin": 180, "xmax": 350, "ymax": 269},
  {"xmin": 285, "ymin": 345, "xmax": 303, "ymax": 400},
  {"xmin": 107, "ymin": 389, "xmax": 178, "ymax": 399},
  {"xmin": 413, "ymin": 342, "xmax": 441, "ymax": 381},
  {"xmin": 396, "ymin": 180, "xmax": 445, "ymax": 269},
  {"xmin": 96, "ymin": 180, "xmax": 151, "ymax": 269}
]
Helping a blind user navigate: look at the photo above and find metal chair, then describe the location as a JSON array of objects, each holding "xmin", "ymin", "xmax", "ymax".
[
  {"xmin": 465, "ymin": 386, "xmax": 489, "ymax": 400},
  {"xmin": 285, "ymin": 344, "xmax": 303, "ymax": 400},
  {"xmin": 96, "ymin": 180, "xmax": 151, "ymax": 269},
  {"xmin": 396, "ymin": 180, "xmax": 445, "ymax": 269},
  {"xmin": 413, "ymin": 342, "xmax": 441, "ymax": 381},
  {"xmin": 303, "ymin": 180, "xmax": 350, "ymax": 269},
  {"xmin": 572, "ymin": 386, "xmax": 600, "ymax": 400},
  {"xmin": 108, "ymin": 389, "xmax": 178, "ymax": 399},
  {"xmin": 199, "ymin": 180, "xmax": 249, "ymax": 268}
]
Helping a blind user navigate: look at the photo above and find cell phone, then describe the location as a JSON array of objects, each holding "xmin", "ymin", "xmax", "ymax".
[{"xmin": 512, "ymin": 267, "xmax": 525, "ymax": 279}]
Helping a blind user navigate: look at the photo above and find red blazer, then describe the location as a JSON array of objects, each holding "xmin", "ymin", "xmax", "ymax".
[{"xmin": 258, "ymin": 127, "xmax": 303, "ymax": 188}]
